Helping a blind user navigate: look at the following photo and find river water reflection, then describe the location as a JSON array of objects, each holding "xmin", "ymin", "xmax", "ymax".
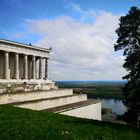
[{"xmin": 101, "ymin": 99, "xmax": 127, "ymax": 115}]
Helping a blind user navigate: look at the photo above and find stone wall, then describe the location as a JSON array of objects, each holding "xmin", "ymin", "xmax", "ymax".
[
  {"xmin": 16, "ymin": 94, "xmax": 87, "ymax": 110},
  {"xmin": 0, "ymin": 89, "xmax": 73, "ymax": 104},
  {"xmin": 61, "ymin": 102, "xmax": 102, "ymax": 121},
  {"xmin": 0, "ymin": 80, "xmax": 57, "ymax": 94}
]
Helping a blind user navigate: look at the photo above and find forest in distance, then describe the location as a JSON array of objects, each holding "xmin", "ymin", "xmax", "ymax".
[{"xmin": 56, "ymin": 81, "xmax": 125, "ymax": 100}]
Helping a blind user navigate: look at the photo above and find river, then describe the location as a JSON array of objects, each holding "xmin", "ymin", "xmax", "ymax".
[{"xmin": 101, "ymin": 99, "xmax": 127, "ymax": 115}]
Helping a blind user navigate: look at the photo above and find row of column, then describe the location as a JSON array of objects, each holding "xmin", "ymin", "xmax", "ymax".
[{"xmin": 4, "ymin": 52, "xmax": 48, "ymax": 80}]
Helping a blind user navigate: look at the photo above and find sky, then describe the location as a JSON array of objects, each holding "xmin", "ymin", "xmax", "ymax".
[{"xmin": 0, "ymin": 0, "xmax": 140, "ymax": 81}]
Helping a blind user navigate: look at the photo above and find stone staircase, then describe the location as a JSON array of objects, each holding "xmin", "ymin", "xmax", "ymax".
[
  {"xmin": 43, "ymin": 99, "xmax": 100, "ymax": 113},
  {"xmin": 0, "ymin": 89, "xmax": 73, "ymax": 104},
  {"xmin": 0, "ymin": 89, "xmax": 87, "ymax": 110},
  {"xmin": 0, "ymin": 89, "xmax": 101, "ymax": 120}
]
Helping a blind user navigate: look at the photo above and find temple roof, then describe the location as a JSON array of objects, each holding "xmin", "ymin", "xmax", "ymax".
[{"xmin": 0, "ymin": 38, "xmax": 51, "ymax": 53}]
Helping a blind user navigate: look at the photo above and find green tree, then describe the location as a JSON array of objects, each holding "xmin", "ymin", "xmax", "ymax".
[{"xmin": 114, "ymin": 6, "xmax": 140, "ymax": 124}]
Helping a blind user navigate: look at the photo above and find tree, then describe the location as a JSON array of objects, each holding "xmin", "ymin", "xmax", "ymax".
[{"xmin": 114, "ymin": 6, "xmax": 140, "ymax": 124}]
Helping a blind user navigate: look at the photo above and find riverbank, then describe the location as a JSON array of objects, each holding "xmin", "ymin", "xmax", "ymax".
[
  {"xmin": 0, "ymin": 105, "xmax": 139, "ymax": 140},
  {"xmin": 102, "ymin": 112, "xmax": 126, "ymax": 124},
  {"xmin": 73, "ymin": 86, "xmax": 124, "ymax": 99}
]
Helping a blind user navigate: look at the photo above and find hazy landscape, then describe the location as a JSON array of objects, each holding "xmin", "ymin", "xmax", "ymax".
[
  {"xmin": 56, "ymin": 80, "xmax": 127, "ymax": 122},
  {"xmin": 56, "ymin": 80, "xmax": 125, "ymax": 99}
]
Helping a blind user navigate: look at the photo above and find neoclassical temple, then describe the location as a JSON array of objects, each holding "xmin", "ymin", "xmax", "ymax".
[
  {"xmin": 0, "ymin": 39, "xmax": 56, "ymax": 93},
  {"xmin": 0, "ymin": 38, "xmax": 101, "ymax": 121}
]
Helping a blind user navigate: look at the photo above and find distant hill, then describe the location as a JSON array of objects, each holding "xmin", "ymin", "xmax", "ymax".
[{"xmin": 56, "ymin": 80, "xmax": 126, "ymax": 88}]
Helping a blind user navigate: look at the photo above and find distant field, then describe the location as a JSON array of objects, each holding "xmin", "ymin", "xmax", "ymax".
[{"xmin": 56, "ymin": 81, "xmax": 125, "ymax": 99}]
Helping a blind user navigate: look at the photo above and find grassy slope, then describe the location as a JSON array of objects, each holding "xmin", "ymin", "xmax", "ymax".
[{"xmin": 0, "ymin": 105, "xmax": 140, "ymax": 140}]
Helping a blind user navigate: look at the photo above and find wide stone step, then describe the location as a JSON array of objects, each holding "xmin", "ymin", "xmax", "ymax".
[
  {"xmin": 11, "ymin": 94, "xmax": 87, "ymax": 110},
  {"xmin": 42, "ymin": 99, "xmax": 102, "ymax": 121},
  {"xmin": 42, "ymin": 99, "xmax": 100, "ymax": 113},
  {"xmin": 0, "ymin": 89, "xmax": 73, "ymax": 104}
]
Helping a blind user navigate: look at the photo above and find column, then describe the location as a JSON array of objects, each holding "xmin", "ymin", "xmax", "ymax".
[
  {"xmin": 34, "ymin": 57, "xmax": 37, "ymax": 79},
  {"xmin": 32, "ymin": 56, "xmax": 36, "ymax": 79},
  {"xmin": 39, "ymin": 57, "xmax": 42, "ymax": 79},
  {"xmin": 15, "ymin": 53, "xmax": 19, "ymax": 79},
  {"xmin": 45, "ymin": 58, "xmax": 48, "ymax": 79},
  {"xmin": 28, "ymin": 57, "xmax": 32, "ymax": 79},
  {"xmin": 24, "ymin": 55, "xmax": 28, "ymax": 79},
  {"xmin": 4, "ymin": 52, "xmax": 10, "ymax": 79}
]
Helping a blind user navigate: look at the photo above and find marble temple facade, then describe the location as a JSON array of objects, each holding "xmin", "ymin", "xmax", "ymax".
[{"xmin": 0, "ymin": 39, "xmax": 56, "ymax": 93}]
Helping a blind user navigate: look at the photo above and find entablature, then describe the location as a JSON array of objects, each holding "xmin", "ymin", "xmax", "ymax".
[{"xmin": 0, "ymin": 39, "xmax": 50, "ymax": 58}]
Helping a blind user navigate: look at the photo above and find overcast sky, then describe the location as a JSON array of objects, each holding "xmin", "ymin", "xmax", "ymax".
[{"xmin": 0, "ymin": 0, "xmax": 140, "ymax": 81}]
